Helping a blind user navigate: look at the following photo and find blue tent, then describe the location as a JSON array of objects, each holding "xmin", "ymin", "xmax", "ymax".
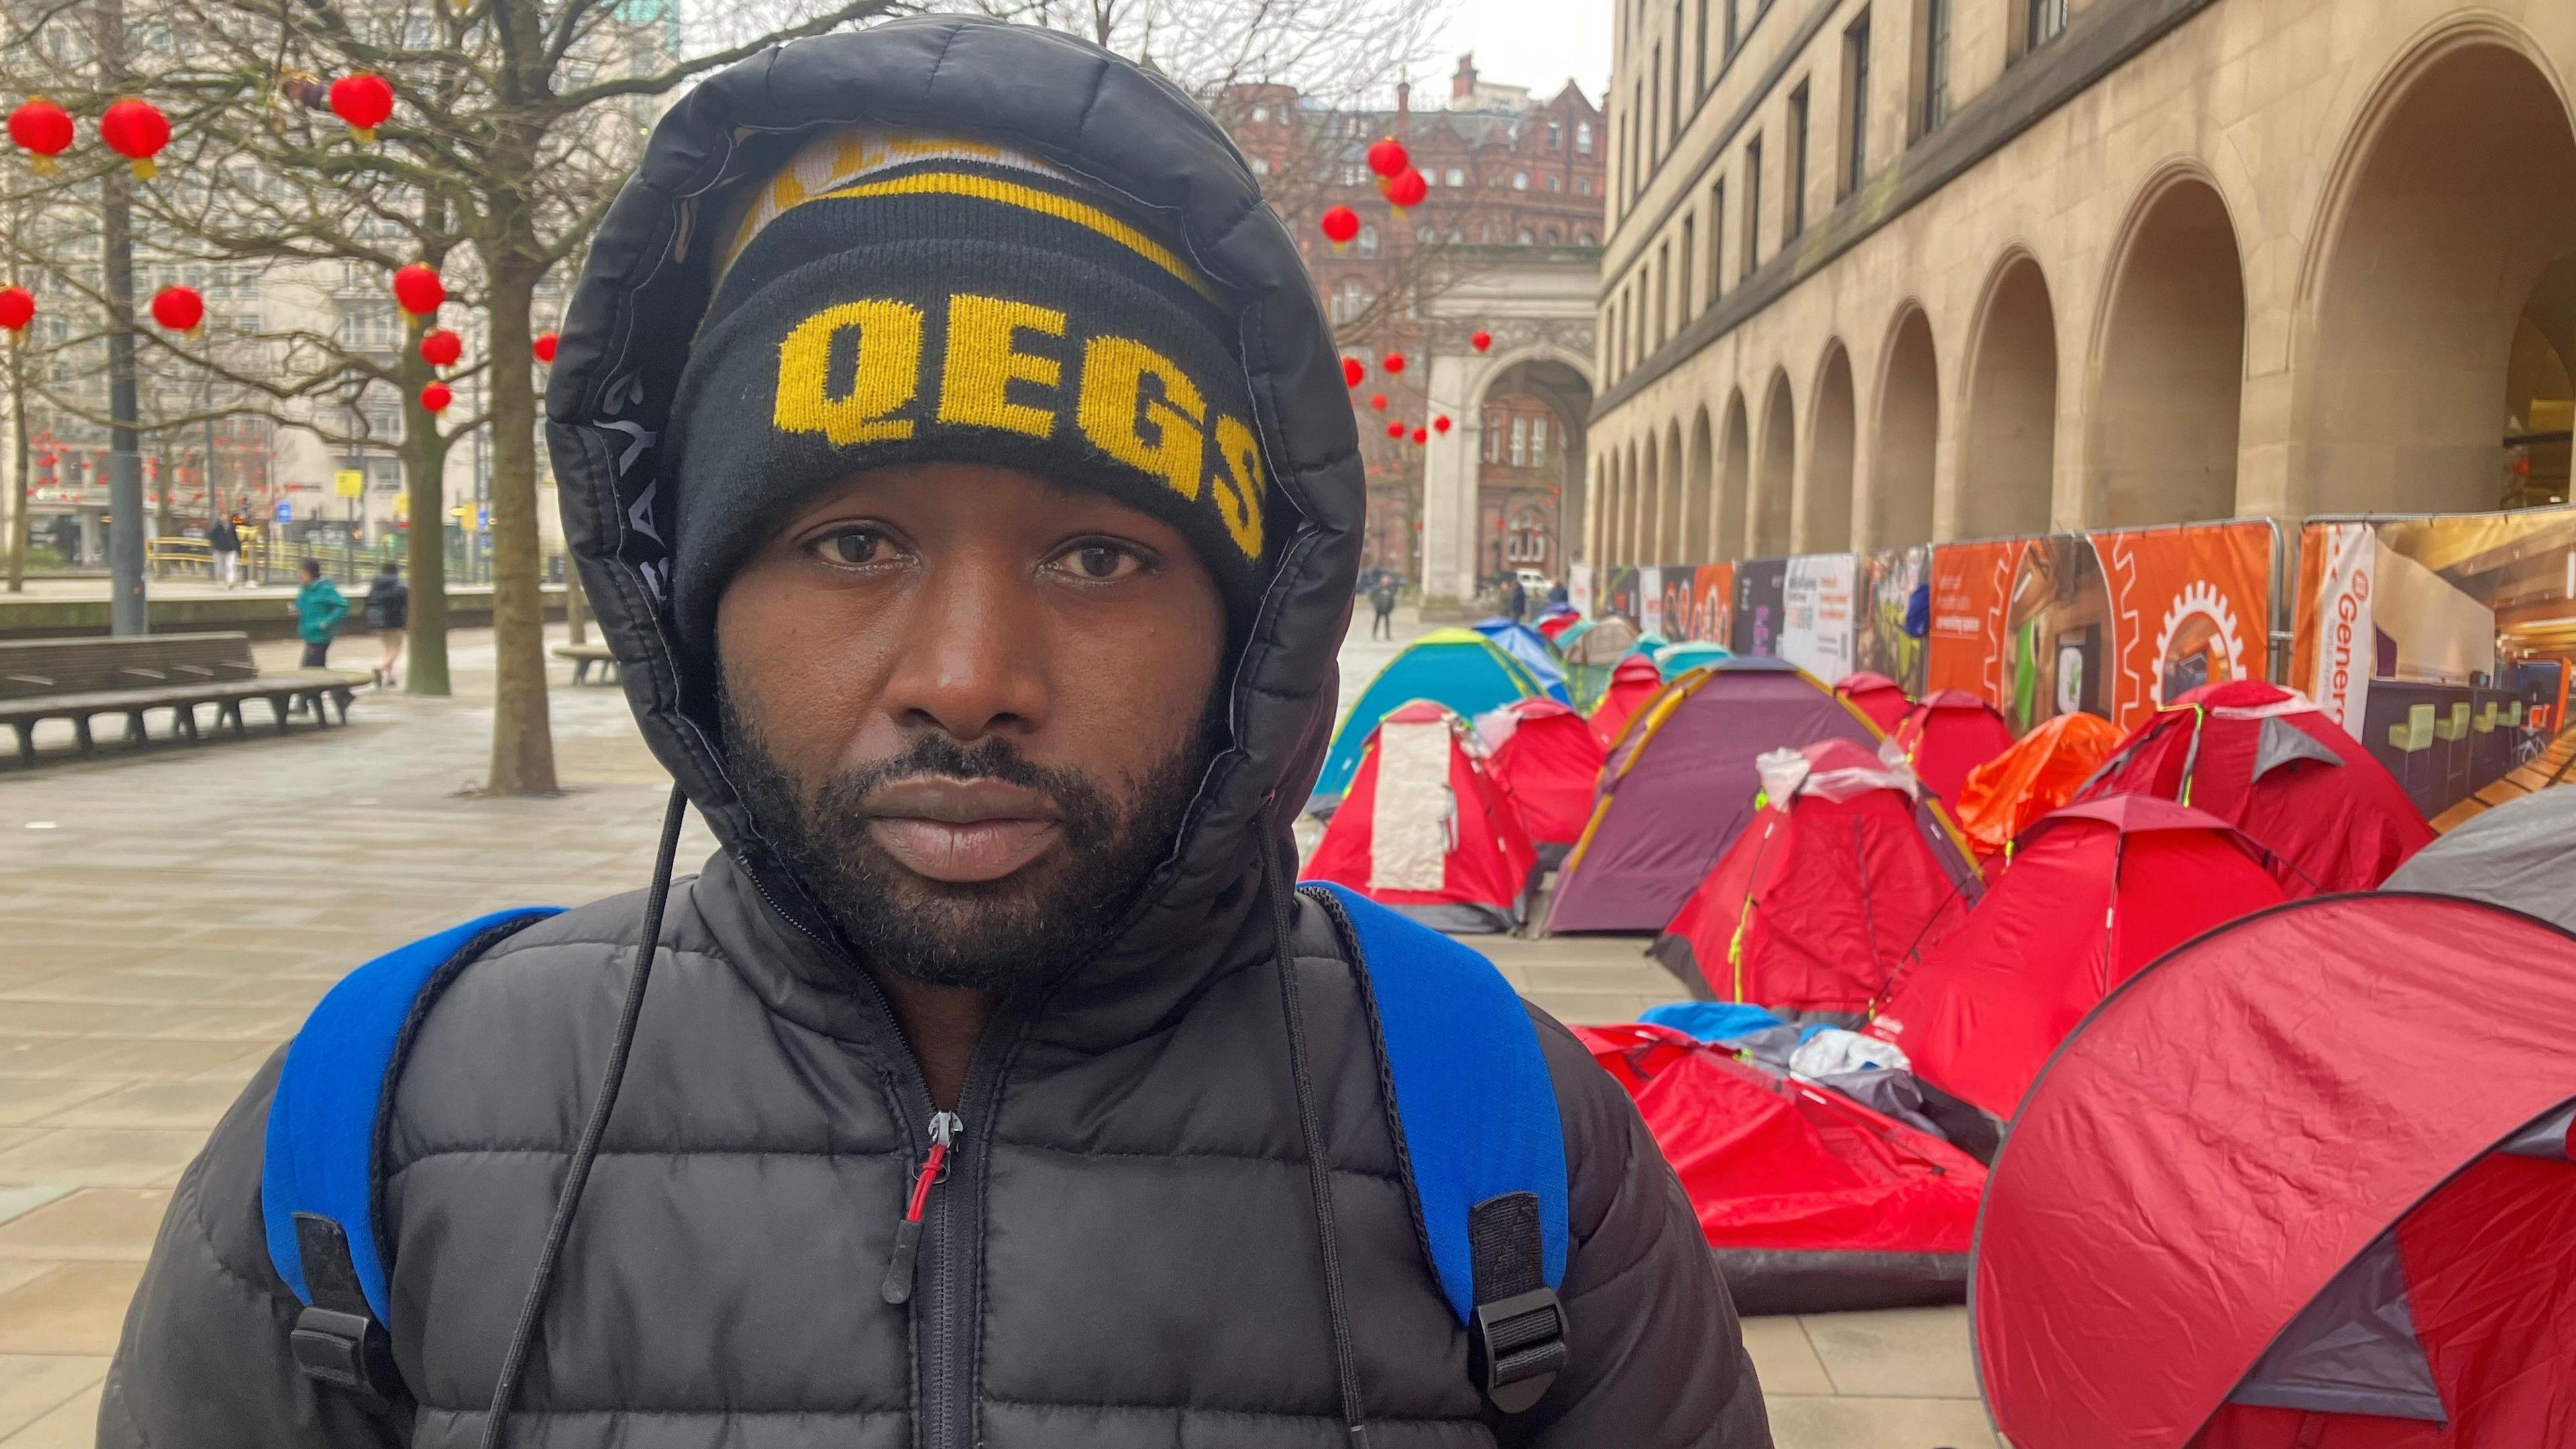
[
  {"xmin": 1309, "ymin": 629, "xmax": 1546, "ymax": 808},
  {"xmin": 1470, "ymin": 618, "xmax": 1572, "ymax": 704}
]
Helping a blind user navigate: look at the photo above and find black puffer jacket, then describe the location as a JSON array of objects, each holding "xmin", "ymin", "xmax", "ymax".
[{"xmin": 101, "ymin": 19, "xmax": 1770, "ymax": 1449}]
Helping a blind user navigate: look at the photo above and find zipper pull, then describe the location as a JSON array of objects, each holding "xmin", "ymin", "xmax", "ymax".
[{"xmin": 881, "ymin": 1111, "xmax": 963, "ymax": 1305}]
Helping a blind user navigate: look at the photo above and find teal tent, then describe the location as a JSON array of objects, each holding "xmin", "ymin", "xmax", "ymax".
[
  {"xmin": 1310, "ymin": 629, "xmax": 1546, "ymax": 808},
  {"xmin": 1654, "ymin": 641, "xmax": 1733, "ymax": 677}
]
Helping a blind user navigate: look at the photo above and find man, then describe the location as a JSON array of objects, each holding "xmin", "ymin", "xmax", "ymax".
[
  {"xmin": 290, "ymin": 557, "xmax": 347, "ymax": 669},
  {"xmin": 103, "ymin": 21, "xmax": 1767, "ymax": 1449},
  {"xmin": 207, "ymin": 515, "xmax": 241, "ymax": 587},
  {"xmin": 362, "ymin": 559, "xmax": 408, "ymax": 688},
  {"xmin": 1368, "ymin": 568, "xmax": 1399, "ymax": 640},
  {"xmin": 1505, "ymin": 572, "xmax": 1529, "ymax": 624}
]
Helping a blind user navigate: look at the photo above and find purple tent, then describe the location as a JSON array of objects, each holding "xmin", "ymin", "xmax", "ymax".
[{"xmin": 1545, "ymin": 659, "xmax": 1896, "ymax": 934}]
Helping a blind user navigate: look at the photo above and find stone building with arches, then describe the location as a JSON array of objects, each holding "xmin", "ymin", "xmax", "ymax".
[{"xmin": 1585, "ymin": 0, "xmax": 2576, "ymax": 568}]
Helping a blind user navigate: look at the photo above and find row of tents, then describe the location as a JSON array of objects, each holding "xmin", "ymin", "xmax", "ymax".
[{"xmin": 1307, "ymin": 610, "xmax": 2574, "ymax": 1444}]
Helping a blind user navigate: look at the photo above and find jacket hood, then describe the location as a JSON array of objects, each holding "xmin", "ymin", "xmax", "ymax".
[{"xmin": 544, "ymin": 17, "xmax": 1360, "ymax": 994}]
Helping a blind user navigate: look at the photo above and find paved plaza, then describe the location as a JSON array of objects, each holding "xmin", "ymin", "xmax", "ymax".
[{"xmin": 0, "ymin": 611, "xmax": 1996, "ymax": 1449}]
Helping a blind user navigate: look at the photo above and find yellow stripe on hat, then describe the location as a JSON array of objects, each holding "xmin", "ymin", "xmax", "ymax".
[{"xmin": 807, "ymin": 170, "xmax": 1218, "ymax": 305}]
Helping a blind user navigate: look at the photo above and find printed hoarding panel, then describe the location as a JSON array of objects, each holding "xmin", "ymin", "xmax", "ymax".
[
  {"xmin": 2290, "ymin": 506, "xmax": 2576, "ymax": 826},
  {"xmin": 1731, "ymin": 559, "xmax": 1788, "ymax": 658},
  {"xmin": 1781, "ymin": 553, "xmax": 1859, "ymax": 681},
  {"xmin": 1638, "ymin": 568, "xmax": 1666, "ymax": 635},
  {"xmin": 1682, "ymin": 564, "xmax": 1735, "ymax": 645},
  {"xmin": 1855, "ymin": 546, "xmax": 1931, "ymax": 694}
]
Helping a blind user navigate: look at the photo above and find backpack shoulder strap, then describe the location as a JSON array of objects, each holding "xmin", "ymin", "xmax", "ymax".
[
  {"xmin": 260, "ymin": 907, "xmax": 563, "ymax": 1400},
  {"xmin": 1301, "ymin": 882, "xmax": 1571, "ymax": 1413}
]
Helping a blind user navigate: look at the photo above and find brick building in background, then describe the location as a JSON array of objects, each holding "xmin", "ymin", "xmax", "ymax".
[{"xmin": 1228, "ymin": 56, "xmax": 1607, "ymax": 586}]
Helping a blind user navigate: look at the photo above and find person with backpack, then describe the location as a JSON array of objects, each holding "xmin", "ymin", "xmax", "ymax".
[
  {"xmin": 362, "ymin": 559, "xmax": 409, "ymax": 688},
  {"xmin": 290, "ymin": 557, "xmax": 347, "ymax": 669},
  {"xmin": 102, "ymin": 23, "xmax": 1768, "ymax": 1449},
  {"xmin": 207, "ymin": 515, "xmax": 241, "ymax": 588},
  {"xmin": 1368, "ymin": 569, "xmax": 1399, "ymax": 640}
]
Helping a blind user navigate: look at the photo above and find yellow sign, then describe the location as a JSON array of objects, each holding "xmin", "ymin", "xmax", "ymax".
[{"xmin": 333, "ymin": 468, "xmax": 364, "ymax": 499}]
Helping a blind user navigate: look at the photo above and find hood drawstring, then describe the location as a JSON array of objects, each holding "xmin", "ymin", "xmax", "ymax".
[
  {"xmin": 479, "ymin": 784, "xmax": 690, "ymax": 1449},
  {"xmin": 1265, "ymin": 833, "xmax": 1372, "ymax": 1446}
]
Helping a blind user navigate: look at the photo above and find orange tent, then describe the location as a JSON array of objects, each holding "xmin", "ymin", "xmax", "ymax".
[{"xmin": 1951, "ymin": 711, "xmax": 2124, "ymax": 861}]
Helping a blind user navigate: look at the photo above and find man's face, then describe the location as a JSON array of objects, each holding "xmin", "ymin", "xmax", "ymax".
[{"xmin": 718, "ymin": 461, "xmax": 1228, "ymax": 992}]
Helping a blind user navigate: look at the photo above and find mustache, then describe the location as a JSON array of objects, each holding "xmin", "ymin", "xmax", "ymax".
[{"xmin": 811, "ymin": 732, "xmax": 1109, "ymax": 826}]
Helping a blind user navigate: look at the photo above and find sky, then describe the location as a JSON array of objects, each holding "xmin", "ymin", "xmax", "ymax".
[{"xmin": 1427, "ymin": 0, "xmax": 1615, "ymax": 106}]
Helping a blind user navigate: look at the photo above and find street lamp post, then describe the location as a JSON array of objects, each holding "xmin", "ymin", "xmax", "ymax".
[{"xmin": 97, "ymin": 0, "xmax": 148, "ymax": 634}]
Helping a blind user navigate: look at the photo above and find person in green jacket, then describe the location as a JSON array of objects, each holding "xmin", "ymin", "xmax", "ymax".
[{"xmin": 290, "ymin": 557, "xmax": 348, "ymax": 668}]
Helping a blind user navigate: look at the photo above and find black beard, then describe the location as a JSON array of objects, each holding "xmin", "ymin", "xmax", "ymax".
[{"xmin": 720, "ymin": 692, "xmax": 1212, "ymax": 994}]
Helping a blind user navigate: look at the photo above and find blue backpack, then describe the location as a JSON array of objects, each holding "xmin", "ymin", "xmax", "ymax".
[{"xmin": 260, "ymin": 883, "xmax": 1571, "ymax": 1413}]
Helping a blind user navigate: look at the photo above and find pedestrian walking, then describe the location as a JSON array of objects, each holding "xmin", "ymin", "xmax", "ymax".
[
  {"xmin": 1368, "ymin": 570, "xmax": 1399, "ymax": 639},
  {"xmin": 1507, "ymin": 574, "xmax": 1529, "ymax": 623},
  {"xmin": 290, "ymin": 557, "xmax": 347, "ymax": 669},
  {"xmin": 362, "ymin": 560, "xmax": 409, "ymax": 688},
  {"xmin": 107, "ymin": 25, "xmax": 1769, "ymax": 1449},
  {"xmin": 207, "ymin": 516, "xmax": 241, "ymax": 588}
]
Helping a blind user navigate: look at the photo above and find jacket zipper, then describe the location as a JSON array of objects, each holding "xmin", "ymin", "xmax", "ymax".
[
  {"xmin": 881, "ymin": 1111, "xmax": 963, "ymax": 1304},
  {"xmin": 736, "ymin": 867, "xmax": 1001, "ymax": 1449}
]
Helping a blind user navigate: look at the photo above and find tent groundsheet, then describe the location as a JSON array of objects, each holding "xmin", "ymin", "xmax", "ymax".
[{"xmin": 1577, "ymin": 1022, "xmax": 1988, "ymax": 1314}]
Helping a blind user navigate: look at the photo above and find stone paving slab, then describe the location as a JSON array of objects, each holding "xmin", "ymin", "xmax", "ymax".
[{"xmin": 0, "ymin": 614, "xmax": 1995, "ymax": 1448}]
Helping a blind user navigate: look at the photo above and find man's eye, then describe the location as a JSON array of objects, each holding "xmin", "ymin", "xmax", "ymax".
[
  {"xmin": 1057, "ymin": 543, "xmax": 1144, "ymax": 582},
  {"xmin": 816, "ymin": 529, "xmax": 890, "ymax": 567}
]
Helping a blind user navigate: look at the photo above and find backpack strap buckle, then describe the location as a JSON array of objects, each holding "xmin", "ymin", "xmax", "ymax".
[
  {"xmin": 1470, "ymin": 1286, "xmax": 1568, "ymax": 1413},
  {"xmin": 287, "ymin": 1211, "xmax": 404, "ymax": 1403}
]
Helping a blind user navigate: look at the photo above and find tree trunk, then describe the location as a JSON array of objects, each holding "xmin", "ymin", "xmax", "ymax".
[
  {"xmin": 6, "ymin": 339, "xmax": 27, "ymax": 593},
  {"xmin": 400, "ymin": 313, "xmax": 453, "ymax": 695},
  {"xmin": 482, "ymin": 250, "xmax": 557, "ymax": 794}
]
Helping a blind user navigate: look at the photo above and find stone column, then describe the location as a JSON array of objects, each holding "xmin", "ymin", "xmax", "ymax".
[{"xmin": 1419, "ymin": 351, "xmax": 1483, "ymax": 616}]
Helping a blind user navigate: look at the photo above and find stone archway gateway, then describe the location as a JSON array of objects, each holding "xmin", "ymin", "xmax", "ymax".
[
  {"xmin": 1418, "ymin": 252, "xmax": 1599, "ymax": 608},
  {"xmin": 2301, "ymin": 32, "xmax": 2576, "ymax": 516},
  {"xmin": 1752, "ymin": 369, "xmax": 1796, "ymax": 557},
  {"xmin": 1872, "ymin": 306, "xmax": 1939, "ymax": 549},
  {"xmin": 1963, "ymin": 252, "xmax": 2060, "ymax": 539},
  {"xmin": 1802, "ymin": 341, "xmax": 1857, "ymax": 552}
]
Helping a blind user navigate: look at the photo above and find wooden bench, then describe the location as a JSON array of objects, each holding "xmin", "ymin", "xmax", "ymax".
[
  {"xmin": 554, "ymin": 643, "xmax": 621, "ymax": 686},
  {"xmin": 0, "ymin": 633, "xmax": 366, "ymax": 764}
]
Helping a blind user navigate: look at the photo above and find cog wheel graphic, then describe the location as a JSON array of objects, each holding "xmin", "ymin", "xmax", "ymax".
[{"xmin": 2152, "ymin": 580, "xmax": 2245, "ymax": 706}]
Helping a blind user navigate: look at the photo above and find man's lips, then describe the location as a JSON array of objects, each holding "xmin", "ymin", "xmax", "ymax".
[{"xmin": 860, "ymin": 777, "xmax": 1063, "ymax": 884}]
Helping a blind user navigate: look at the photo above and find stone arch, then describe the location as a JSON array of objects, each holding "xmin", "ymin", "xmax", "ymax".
[
  {"xmin": 1717, "ymin": 389, "xmax": 1752, "ymax": 559},
  {"xmin": 1872, "ymin": 304, "xmax": 1939, "ymax": 547},
  {"xmin": 1638, "ymin": 431, "xmax": 1662, "ymax": 565},
  {"xmin": 1684, "ymin": 407, "xmax": 1715, "ymax": 561},
  {"xmin": 2088, "ymin": 166, "xmax": 2247, "ymax": 527},
  {"xmin": 1962, "ymin": 250, "xmax": 2059, "ymax": 538},
  {"xmin": 1660, "ymin": 419, "xmax": 1686, "ymax": 563},
  {"xmin": 1752, "ymin": 369, "xmax": 1796, "ymax": 557},
  {"xmin": 1801, "ymin": 341, "xmax": 1858, "ymax": 551},
  {"xmin": 2298, "ymin": 24, "xmax": 2576, "ymax": 515}
]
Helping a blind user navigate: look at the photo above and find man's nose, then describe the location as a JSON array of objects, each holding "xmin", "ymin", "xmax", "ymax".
[{"xmin": 879, "ymin": 551, "xmax": 1050, "ymax": 741}]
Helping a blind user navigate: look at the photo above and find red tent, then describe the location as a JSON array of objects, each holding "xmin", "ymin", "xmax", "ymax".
[
  {"xmin": 1587, "ymin": 654, "xmax": 1664, "ymax": 749},
  {"xmin": 1576, "ymin": 1022, "xmax": 1988, "ymax": 1313},
  {"xmin": 1834, "ymin": 671, "xmax": 1913, "ymax": 734},
  {"xmin": 1952, "ymin": 710, "xmax": 2125, "ymax": 862},
  {"xmin": 1301, "ymin": 700, "xmax": 1537, "ymax": 932},
  {"xmin": 1534, "ymin": 608, "xmax": 1582, "ymax": 642},
  {"xmin": 1652, "ymin": 739, "xmax": 1978, "ymax": 1018},
  {"xmin": 1476, "ymin": 698, "xmax": 1607, "ymax": 865},
  {"xmin": 2076, "ymin": 679, "xmax": 2432, "ymax": 895},
  {"xmin": 1976, "ymin": 894, "xmax": 2576, "ymax": 1449},
  {"xmin": 1865, "ymin": 796, "xmax": 2285, "ymax": 1120},
  {"xmin": 1891, "ymin": 690, "xmax": 2015, "ymax": 802}
]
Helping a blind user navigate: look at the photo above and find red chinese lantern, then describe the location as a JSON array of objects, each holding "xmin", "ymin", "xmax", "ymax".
[
  {"xmin": 7, "ymin": 100, "xmax": 73, "ymax": 175},
  {"xmin": 1385, "ymin": 168, "xmax": 1428, "ymax": 211},
  {"xmin": 99, "ymin": 98, "xmax": 170, "ymax": 181},
  {"xmin": 1432, "ymin": 415, "xmax": 1452, "ymax": 434},
  {"xmin": 148, "ymin": 284, "xmax": 204, "ymax": 333},
  {"xmin": 0, "ymin": 286, "xmax": 32, "ymax": 332},
  {"xmin": 391, "ymin": 263, "xmax": 444, "ymax": 316},
  {"xmin": 1381, "ymin": 351, "xmax": 1406, "ymax": 375},
  {"xmin": 1365, "ymin": 136, "xmax": 1409, "ymax": 180},
  {"xmin": 1368, "ymin": 392, "xmax": 1388, "ymax": 412},
  {"xmin": 419, "ymin": 327, "xmax": 462, "ymax": 368},
  {"xmin": 1386, "ymin": 419, "xmax": 1405, "ymax": 439},
  {"xmin": 1320, "ymin": 204, "xmax": 1360, "ymax": 250},
  {"xmin": 419, "ymin": 382, "xmax": 453, "ymax": 414},
  {"xmin": 533, "ymin": 331, "xmax": 559, "ymax": 363},
  {"xmin": 1411, "ymin": 426, "xmax": 1428, "ymax": 444},
  {"xmin": 327, "ymin": 73, "xmax": 394, "ymax": 144},
  {"xmin": 1341, "ymin": 356, "xmax": 1364, "ymax": 388},
  {"xmin": 1470, "ymin": 329, "xmax": 1493, "ymax": 353}
]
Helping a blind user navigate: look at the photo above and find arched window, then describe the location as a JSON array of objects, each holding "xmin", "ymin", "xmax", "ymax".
[
  {"xmin": 1416, "ymin": 224, "xmax": 1436, "ymax": 242},
  {"xmin": 1505, "ymin": 506, "xmax": 1550, "ymax": 564},
  {"xmin": 1446, "ymin": 166, "xmax": 1466, "ymax": 186},
  {"xmin": 1332, "ymin": 280, "xmax": 1372, "ymax": 323},
  {"xmin": 1576, "ymin": 229, "xmax": 1597, "ymax": 245},
  {"xmin": 1517, "ymin": 229, "xmax": 1535, "ymax": 246},
  {"xmin": 1357, "ymin": 224, "xmax": 1379, "ymax": 257},
  {"xmin": 1513, "ymin": 170, "xmax": 1529, "ymax": 190}
]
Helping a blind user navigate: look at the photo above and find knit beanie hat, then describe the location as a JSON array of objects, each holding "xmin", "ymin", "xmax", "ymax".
[{"xmin": 665, "ymin": 130, "xmax": 1277, "ymax": 666}]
